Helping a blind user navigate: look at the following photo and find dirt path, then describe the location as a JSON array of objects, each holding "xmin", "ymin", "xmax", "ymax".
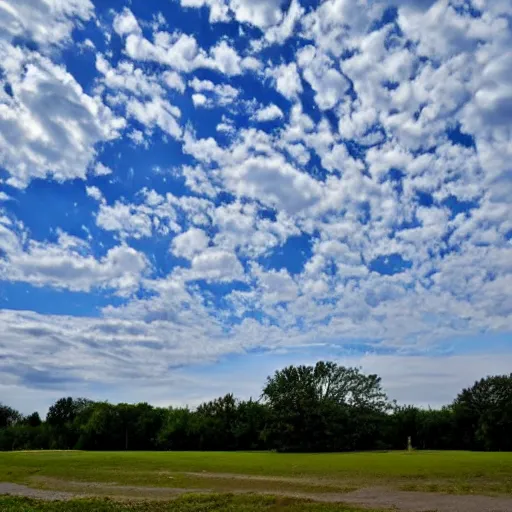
[
  {"xmin": 0, "ymin": 483, "xmax": 75, "ymax": 501},
  {"xmin": 2, "ymin": 480, "xmax": 512, "ymax": 511}
]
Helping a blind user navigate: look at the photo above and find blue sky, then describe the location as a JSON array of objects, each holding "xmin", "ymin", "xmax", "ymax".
[{"xmin": 0, "ymin": 0, "xmax": 511, "ymax": 415}]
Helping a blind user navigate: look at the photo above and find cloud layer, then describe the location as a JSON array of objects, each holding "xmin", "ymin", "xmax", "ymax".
[{"xmin": 0, "ymin": 0, "xmax": 511, "ymax": 413}]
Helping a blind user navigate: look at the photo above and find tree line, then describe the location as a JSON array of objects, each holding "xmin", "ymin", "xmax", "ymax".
[{"xmin": 2, "ymin": 362, "xmax": 512, "ymax": 452}]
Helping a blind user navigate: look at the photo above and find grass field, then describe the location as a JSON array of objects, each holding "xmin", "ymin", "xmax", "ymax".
[
  {"xmin": 1, "ymin": 451, "xmax": 512, "ymax": 511},
  {"xmin": 0, "ymin": 495, "xmax": 387, "ymax": 512},
  {"xmin": 2, "ymin": 450, "xmax": 512, "ymax": 494}
]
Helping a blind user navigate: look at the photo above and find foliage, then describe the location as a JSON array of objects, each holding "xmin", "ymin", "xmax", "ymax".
[
  {"xmin": 1, "ymin": 365, "xmax": 512, "ymax": 453},
  {"xmin": 452, "ymin": 374, "xmax": 512, "ymax": 451},
  {"xmin": 0, "ymin": 404, "xmax": 22, "ymax": 428}
]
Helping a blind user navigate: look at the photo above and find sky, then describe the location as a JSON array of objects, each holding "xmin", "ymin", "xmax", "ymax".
[{"xmin": 0, "ymin": 0, "xmax": 511, "ymax": 416}]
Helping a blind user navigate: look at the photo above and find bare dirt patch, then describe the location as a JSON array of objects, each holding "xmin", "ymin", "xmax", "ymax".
[
  {"xmin": 0, "ymin": 483, "xmax": 75, "ymax": 501},
  {"xmin": 341, "ymin": 486, "xmax": 512, "ymax": 512},
  {"xmin": 181, "ymin": 471, "xmax": 331, "ymax": 485}
]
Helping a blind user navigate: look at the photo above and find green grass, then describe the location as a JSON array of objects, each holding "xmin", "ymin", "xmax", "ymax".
[
  {"xmin": 0, "ymin": 495, "xmax": 385, "ymax": 512},
  {"xmin": 1, "ymin": 451, "xmax": 512, "ymax": 496}
]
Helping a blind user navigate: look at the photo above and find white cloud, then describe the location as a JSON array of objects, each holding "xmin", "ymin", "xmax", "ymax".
[
  {"xmin": 230, "ymin": 0, "xmax": 284, "ymax": 29},
  {"xmin": 301, "ymin": 0, "xmax": 381, "ymax": 56},
  {"xmin": 210, "ymin": 40, "xmax": 242, "ymax": 76},
  {"xmin": 192, "ymin": 93, "xmax": 208, "ymax": 107},
  {"xmin": 96, "ymin": 197, "xmax": 180, "ymax": 239},
  {"xmin": 189, "ymin": 77, "xmax": 239, "ymax": 107},
  {"xmin": 96, "ymin": 55, "xmax": 164, "ymax": 97},
  {"xmin": 253, "ymin": 104, "xmax": 284, "ymax": 122},
  {"xmin": 116, "ymin": 13, "xmax": 244, "ymax": 76},
  {"xmin": 211, "ymin": 201, "xmax": 299, "ymax": 258},
  {"xmin": 172, "ymin": 228, "xmax": 210, "ymax": 259},
  {"xmin": 297, "ymin": 45, "xmax": 349, "ymax": 110},
  {"xmin": 113, "ymin": 8, "xmax": 142, "ymax": 37},
  {"xmin": 0, "ymin": 226, "xmax": 148, "ymax": 294},
  {"xmin": 163, "ymin": 71, "xmax": 186, "ymax": 93},
  {"xmin": 180, "ymin": 0, "xmax": 230, "ymax": 23},
  {"xmin": 125, "ymin": 97, "xmax": 182, "ymax": 138},
  {"xmin": 0, "ymin": 0, "xmax": 94, "ymax": 47},
  {"xmin": 182, "ymin": 165, "xmax": 218, "ymax": 197},
  {"xmin": 222, "ymin": 153, "xmax": 323, "ymax": 213},
  {"xmin": 0, "ymin": 47, "xmax": 125, "ymax": 188},
  {"xmin": 262, "ymin": 0, "xmax": 304, "ymax": 46},
  {"xmin": 180, "ymin": 0, "xmax": 285, "ymax": 29},
  {"xmin": 186, "ymin": 248, "xmax": 245, "ymax": 282},
  {"xmin": 96, "ymin": 202, "xmax": 152, "ymax": 239},
  {"xmin": 253, "ymin": 265, "xmax": 299, "ymax": 304},
  {"xmin": 86, "ymin": 186, "xmax": 104, "ymax": 202},
  {"xmin": 268, "ymin": 62, "xmax": 303, "ymax": 100},
  {"xmin": 189, "ymin": 78, "xmax": 216, "ymax": 92},
  {"xmin": 241, "ymin": 56, "xmax": 262, "ymax": 71},
  {"xmin": 93, "ymin": 162, "xmax": 113, "ymax": 176},
  {"xmin": 127, "ymin": 129, "xmax": 147, "ymax": 147}
]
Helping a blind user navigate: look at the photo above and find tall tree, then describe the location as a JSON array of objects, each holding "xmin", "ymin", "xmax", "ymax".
[
  {"xmin": 25, "ymin": 412, "xmax": 42, "ymax": 428},
  {"xmin": 0, "ymin": 404, "xmax": 21, "ymax": 428},
  {"xmin": 263, "ymin": 362, "xmax": 389, "ymax": 411},
  {"xmin": 262, "ymin": 362, "xmax": 389, "ymax": 452},
  {"xmin": 453, "ymin": 374, "xmax": 512, "ymax": 451}
]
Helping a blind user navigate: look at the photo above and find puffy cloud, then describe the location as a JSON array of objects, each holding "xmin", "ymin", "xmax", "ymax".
[
  {"xmin": 180, "ymin": 0, "xmax": 230, "ymax": 23},
  {"xmin": 113, "ymin": 8, "xmax": 142, "ymax": 37},
  {"xmin": 252, "ymin": 104, "xmax": 284, "ymax": 122},
  {"xmin": 253, "ymin": 265, "xmax": 299, "ymax": 304},
  {"xmin": 297, "ymin": 45, "xmax": 349, "ymax": 110},
  {"xmin": 96, "ymin": 197, "xmax": 180, "ymax": 239},
  {"xmin": 0, "ymin": 48, "xmax": 125, "ymax": 188},
  {"xmin": 0, "ymin": 226, "xmax": 147, "ymax": 294},
  {"xmin": 230, "ymin": 0, "xmax": 284, "ymax": 29},
  {"xmin": 212, "ymin": 201, "xmax": 299, "ymax": 257},
  {"xmin": 86, "ymin": 186, "xmax": 104, "ymax": 202},
  {"xmin": 0, "ymin": 0, "xmax": 94, "ymax": 47},
  {"xmin": 172, "ymin": 228, "xmax": 210, "ymax": 259},
  {"xmin": 163, "ymin": 71, "xmax": 186, "ymax": 93},
  {"xmin": 222, "ymin": 154, "xmax": 323, "ymax": 213},
  {"xmin": 186, "ymin": 248, "xmax": 245, "ymax": 282},
  {"xmin": 268, "ymin": 62, "xmax": 303, "ymax": 100},
  {"xmin": 192, "ymin": 93, "xmax": 208, "ymax": 107},
  {"xmin": 116, "ymin": 11, "xmax": 244, "ymax": 76},
  {"xmin": 183, "ymin": 127, "xmax": 325, "ymax": 213},
  {"xmin": 180, "ymin": 0, "xmax": 285, "ymax": 29},
  {"xmin": 96, "ymin": 55, "xmax": 165, "ymax": 97},
  {"xmin": 262, "ymin": 0, "xmax": 304, "ymax": 46},
  {"xmin": 210, "ymin": 40, "xmax": 242, "ymax": 75},
  {"xmin": 301, "ymin": 0, "xmax": 381, "ymax": 56},
  {"xmin": 125, "ymin": 97, "xmax": 181, "ymax": 138},
  {"xmin": 189, "ymin": 77, "xmax": 239, "ymax": 107}
]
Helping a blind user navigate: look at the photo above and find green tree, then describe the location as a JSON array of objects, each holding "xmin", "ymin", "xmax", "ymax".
[
  {"xmin": 0, "ymin": 404, "xmax": 21, "ymax": 428},
  {"xmin": 157, "ymin": 407, "xmax": 200, "ymax": 450},
  {"xmin": 196, "ymin": 394, "xmax": 239, "ymax": 450},
  {"xmin": 262, "ymin": 362, "xmax": 389, "ymax": 452},
  {"xmin": 25, "ymin": 412, "xmax": 42, "ymax": 428},
  {"xmin": 453, "ymin": 374, "xmax": 512, "ymax": 451},
  {"xmin": 46, "ymin": 397, "xmax": 94, "ymax": 449}
]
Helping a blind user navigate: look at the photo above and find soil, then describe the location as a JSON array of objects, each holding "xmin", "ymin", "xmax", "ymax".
[{"xmin": 3, "ymin": 478, "xmax": 512, "ymax": 511}]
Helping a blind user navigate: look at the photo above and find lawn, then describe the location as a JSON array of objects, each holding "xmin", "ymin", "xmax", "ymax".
[
  {"xmin": 1, "ymin": 450, "xmax": 512, "ymax": 499},
  {"xmin": 0, "ymin": 495, "xmax": 385, "ymax": 512}
]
